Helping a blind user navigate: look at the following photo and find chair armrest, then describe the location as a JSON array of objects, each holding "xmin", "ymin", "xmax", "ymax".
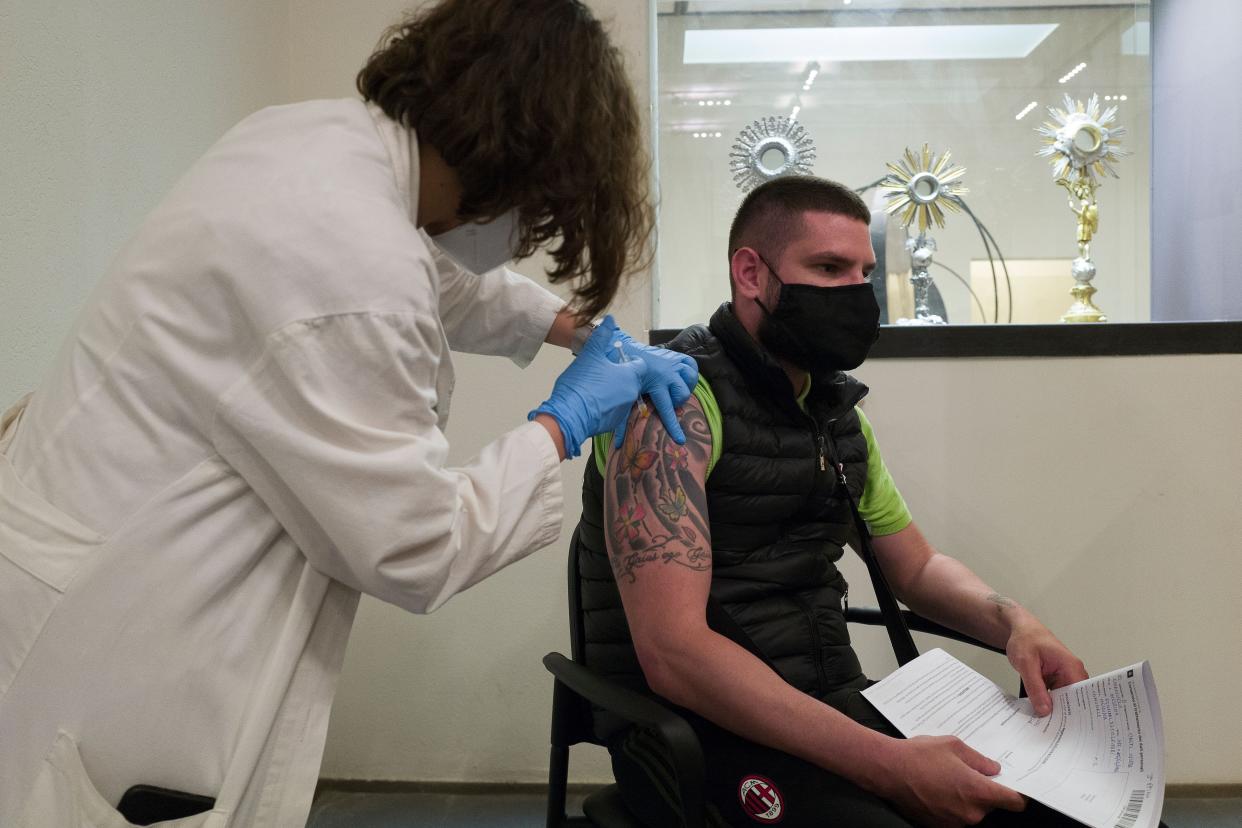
[
  {"xmin": 543, "ymin": 652, "xmax": 705, "ymax": 828},
  {"xmin": 846, "ymin": 607, "xmax": 1028, "ymax": 697},
  {"xmin": 844, "ymin": 607, "xmax": 1007, "ymax": 656}
]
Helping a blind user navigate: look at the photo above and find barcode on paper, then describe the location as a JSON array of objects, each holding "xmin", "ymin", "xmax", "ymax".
[{"xmin": 1114, "ymin": 789, "xmax": 1146, "ymax": 828}]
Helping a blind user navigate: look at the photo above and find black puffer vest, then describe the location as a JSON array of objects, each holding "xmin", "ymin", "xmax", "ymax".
[{"xmin": 579, "ymin": 303, "xmax": 871, "ymax": 739}]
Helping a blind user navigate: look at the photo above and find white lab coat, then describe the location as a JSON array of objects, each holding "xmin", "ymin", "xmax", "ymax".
[{"xmin": 0, "ymin": 99, "xmax": 566, "ymax": 826}]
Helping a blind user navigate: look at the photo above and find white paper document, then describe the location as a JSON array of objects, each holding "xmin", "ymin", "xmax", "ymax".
[{"xmin": 861, "ymin": 649, "xmax": 1164, "ymax": 828}]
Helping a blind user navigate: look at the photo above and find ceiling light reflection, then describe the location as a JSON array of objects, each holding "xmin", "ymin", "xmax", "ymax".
[{"xmin": 684, "ymin": 24, "xmax": 1058, "ymax": 64}]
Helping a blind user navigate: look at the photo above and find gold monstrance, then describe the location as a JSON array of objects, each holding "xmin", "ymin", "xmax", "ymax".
[{"xmin": 1036, "ymin": 94, "xmax": 1130, "ymax": 322}]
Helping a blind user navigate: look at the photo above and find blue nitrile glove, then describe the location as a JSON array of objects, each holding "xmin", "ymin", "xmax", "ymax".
[
  {"xmin": 612, "ymin": 330, "xmax": 699, "ymax": 449},
  {"xmin": 529, "ymin": 316, "xmax": 649, "ymax": 459}
]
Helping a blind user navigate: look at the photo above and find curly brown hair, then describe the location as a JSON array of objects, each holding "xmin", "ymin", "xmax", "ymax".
[{"xmin": 357, "ymin": 0, "xmax": 654, "ymax": 320}]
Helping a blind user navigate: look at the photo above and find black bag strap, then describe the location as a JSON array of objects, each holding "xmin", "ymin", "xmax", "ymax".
[{"xmin": 833, "ymin": 460, "xmax": 920, "ymax": 666}]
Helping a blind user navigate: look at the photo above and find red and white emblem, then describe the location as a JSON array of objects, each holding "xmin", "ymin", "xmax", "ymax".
[{"xmin": 738, "ymin": 774, "xmax": 784, "ymax": 823}]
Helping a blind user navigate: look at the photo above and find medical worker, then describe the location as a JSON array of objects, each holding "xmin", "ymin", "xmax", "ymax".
[{"xmin": 0, "ymin": 1, "xmax": 695, "ymax": 825}]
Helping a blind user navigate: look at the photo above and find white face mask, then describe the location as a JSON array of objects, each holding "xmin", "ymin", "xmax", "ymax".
[{"xmin": 430, "ymin": 210, "xmax": 520, "ymax": 274}]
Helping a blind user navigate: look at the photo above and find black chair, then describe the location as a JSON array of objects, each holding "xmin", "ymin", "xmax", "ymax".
[{"xmin": 541, "ymin": 527, "xmax": 1010, "ymax": 828}]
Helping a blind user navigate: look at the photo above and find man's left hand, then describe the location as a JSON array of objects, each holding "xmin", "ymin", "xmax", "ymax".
[{"xmin": 1005, "ymin": 618, "xmax": 1088, "ymax": 717}]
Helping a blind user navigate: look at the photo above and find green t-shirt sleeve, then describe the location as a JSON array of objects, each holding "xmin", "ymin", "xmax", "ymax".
[
  {"xmin": 592, "ymin": 377, "xmax": 723, "ymax": 478},
  {"xmin": 857, "ymin": 406, "xmax": 913, "ymax": 536}
]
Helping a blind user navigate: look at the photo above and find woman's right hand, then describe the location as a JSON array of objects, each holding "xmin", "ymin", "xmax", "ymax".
[{"xmin": 529, "ymin": 316, "xmax": 648, "ymax": 459}]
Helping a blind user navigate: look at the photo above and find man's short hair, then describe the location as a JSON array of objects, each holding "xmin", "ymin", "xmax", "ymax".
[{"xmin": 728, "ymin": 176, "xmax": 871, "ymax": 265}]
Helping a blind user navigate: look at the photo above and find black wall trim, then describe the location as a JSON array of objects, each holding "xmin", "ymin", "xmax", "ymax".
[{"xmin": 649, "ymin": 322, "xmax": 1242, "ymax": 358}]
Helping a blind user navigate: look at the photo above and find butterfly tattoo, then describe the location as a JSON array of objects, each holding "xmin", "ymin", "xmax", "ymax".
[{"xmin": 656, "ymin": 487, "xmax": 688, "ymax": 521}]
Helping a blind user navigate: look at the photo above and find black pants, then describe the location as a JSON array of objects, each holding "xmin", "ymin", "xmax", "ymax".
[{"xmin": 610, "ymin": 690, "xmax": 1163, "ymax": 828}]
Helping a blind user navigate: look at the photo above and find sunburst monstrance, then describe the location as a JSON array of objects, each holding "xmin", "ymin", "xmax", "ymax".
[
  {"xmin": 1036, "ymin": 93, "xmax": 1129, "ymax": 186},
  {"xmin": 729, "ymin": 116, "xmax": 817, "ymax": 193},
  {"xmin": 881, "ymin": 144, "xmax": 968, "ymax": 234},
  {"xmin": 879, "ymin": 144, "xmax": 968, "ymax": 325}
]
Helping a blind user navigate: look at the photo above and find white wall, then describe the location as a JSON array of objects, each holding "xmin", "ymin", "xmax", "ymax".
[
  {"xmin": 2, "ymin": 0, "xmax": 1238, "ymax": 791},
  {"xmin": 0, "ymin": 0, "xmax": 288, "ymax": 401},
  {"xmin": 849, "ymin": 354, "xmax": 1242, "ymax": 786},
  {"xmin": 321, "ymin": 351, "xmax": 1242, "ymax": 789}
]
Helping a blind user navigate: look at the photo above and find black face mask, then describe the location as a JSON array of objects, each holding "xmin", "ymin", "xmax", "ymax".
[{"xmin": 754, "ymin": 255, "xmax": 881, "ymax": 373}]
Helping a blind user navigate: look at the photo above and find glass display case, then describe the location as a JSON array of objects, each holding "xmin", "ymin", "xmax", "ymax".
[{"xmin": 651, "ymin": 0, "xmax": 1153, "ymax": 332}]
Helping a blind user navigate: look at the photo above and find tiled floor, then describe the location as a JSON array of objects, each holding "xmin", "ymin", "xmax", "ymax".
[{"xmin": 308, "ymin": 789, "xmax": 1241, "ymax": 827}]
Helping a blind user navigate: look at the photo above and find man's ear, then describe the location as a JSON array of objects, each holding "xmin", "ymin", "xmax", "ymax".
[{"xmin": 730, "ymin": 247, "xmax": 764, "ymax": 301}]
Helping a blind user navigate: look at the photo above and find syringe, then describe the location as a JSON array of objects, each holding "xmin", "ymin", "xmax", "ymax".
[{"xmin": 614, "ymin": 340, "xmax": 648, "ymax": 417}]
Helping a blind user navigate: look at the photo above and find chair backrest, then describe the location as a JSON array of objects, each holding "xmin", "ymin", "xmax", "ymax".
[
  {"xmin": 547, "ymin": 526, "xmax": 708, "ymax": 828},
  {"xmin": 559, "ymin": 524, "xmax": 602, "ymax": 748},
  {"xmin": 567, "ymin": 525, "xmax": 587, "ymax": 665}
]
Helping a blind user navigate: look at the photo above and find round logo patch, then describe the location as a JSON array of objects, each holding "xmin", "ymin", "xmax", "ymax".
[{"xmin": 738, "ymin": 774, "xmax": 784, "ymax": 823}]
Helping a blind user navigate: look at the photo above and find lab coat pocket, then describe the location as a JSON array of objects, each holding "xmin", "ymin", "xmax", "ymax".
[
  {"xmin": 17, "ymin": 731, "xmax": 229, "ymax": 828},
  {"xmin": 0, "ymin": 450, "xmax": 103, "ymax": 698}
]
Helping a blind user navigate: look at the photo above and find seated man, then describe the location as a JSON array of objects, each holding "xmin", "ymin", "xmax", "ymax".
[{"xmin": 578, "ymin": 177, "xmax": 1092, "ymax": 827}]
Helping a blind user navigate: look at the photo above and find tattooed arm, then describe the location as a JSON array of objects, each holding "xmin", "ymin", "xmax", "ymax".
[
  {"xmin": 870, "ymin": 522, "xmax": 1087, "ymax": 716},
  {"xmin": 598, "ymin": 396, "xmax": 1002, "ymax": 814},
  {"xmin": 604, "ymin": 393, "xmax": 712, "ymax": 590}
]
